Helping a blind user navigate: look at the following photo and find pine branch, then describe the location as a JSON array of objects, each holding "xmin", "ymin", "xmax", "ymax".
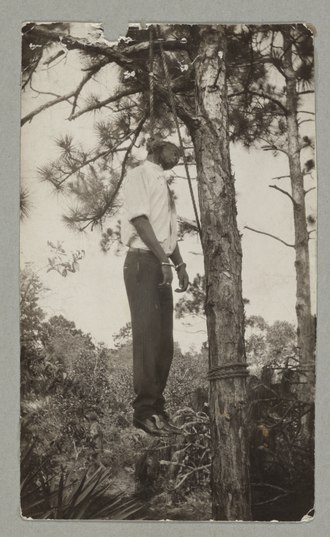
[
  {"xmin": 79, "ymin": 113, "xmax": 147, "ymax": 231},
  {"xmin": 44, "ymin": 127, "xmax": 143, "ymax": 188},
  {"xmin": 297, "ymin": 110, "xmax": 315, "ymax": 115},
  {"xmin": 269, "ymin": 184, "xmax": 295, "ymax": 204},
  {"xmin": 27, "ymin": 27, "xmax": 188, "ymax": 69},
  {"xmin": 271, "ymin": 175, "xmax": 290, "ymax": 181},
  {"xmin": 21, "ymin": 59, "xmax": 109, "ymax": 126},
  {"xmin": 69, "ymin": 60, "xmax": 110, "ymax": 117},
  {"xmin": 304, "ymin": 187, "xmax": 316, "ymax": 196},
  {"xmin": 22, "ymin": 28, "xmax": 195, "ymax": 126},
  {"xmin": 22, "ymin": 91, "xmax": 77, "ymax": 126},
  {"xmin": 69, "ymin": 86, "xmax": 142, "ymax": 120},
  {"xmin": 244, "ymin": 226, "xmax": 295, "ymax": 248},
  {"xmin": 228, "ymin": 90, "xmax": 288, "ymax": 115},
  {"xmin": 259, "ymin": 137, "xmax": 288, "ymax": 156},
  {"xmin": 29, "ymin": 81, "xmax": 73, "ymax": 103}
]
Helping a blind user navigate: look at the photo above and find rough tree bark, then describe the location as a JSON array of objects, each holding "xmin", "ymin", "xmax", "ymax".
[
  {"xmin": 282, "ymin": 29, "xmax": 315, "ymax": 442},
  {"xmin": 188, "ymin": 26, "xmax": 252, "ymax": 521}
]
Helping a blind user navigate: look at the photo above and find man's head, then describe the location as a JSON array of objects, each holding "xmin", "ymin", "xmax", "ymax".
[{"xmin": 147, "ymin": 139, "xmax": 181, "ymax": 170}]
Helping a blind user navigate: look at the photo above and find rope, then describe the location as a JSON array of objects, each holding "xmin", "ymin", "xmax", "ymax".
[
  {"xmin": 207, "ymin": 362, "xmax": 249, "ymax": 381},
  {"xmin": 150, "ymin": 28, "xmax": 249, "ymax": 385},
  {"xmin": 156, "ymin": 25, "xmax": 202, "ymax": 238},
  {"xmin": 148, "ymin": 25, "xmax": 155, "ymax": 138}
]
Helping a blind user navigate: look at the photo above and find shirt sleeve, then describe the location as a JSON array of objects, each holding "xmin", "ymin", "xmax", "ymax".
[{"xmin": 123, "ymin": 166, "xmax": 150, "ymax": 221}]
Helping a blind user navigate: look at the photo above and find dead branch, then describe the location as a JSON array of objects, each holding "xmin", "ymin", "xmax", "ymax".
[
  {"xmin": 228, "ymin": 90, "xmax": 288, "ymax": 115},
  {"xmin": 269, "ymin": 184, "xmax": 295, "ymax": 204},
  {"xmin": 304, "ymin": 187, "xmax": 316, "ymax": 196},
  {"xmin": 27, "ymin": 27, "xmax": 188, "ymax": 69},
  {"xmin": 254, "ymin": 492, "xmax": 291, "ymax": 507},
  {"xmin": 244, "ymin": 226, "xmax": 295, "ymax": 248},
  {"xmin": 297, "ymin": 110, "xmax": 315, "ymax": 115},
  {"xmin": 271, "ymin": 175, "xmax": 290, "ymax": 181},
  {"xmin": 21, "ymin": 59, "xmax": 109, "ymax": 126},
  {"xmin": 69, "ymin": 86, "xmax": 142, "ymax": 120}
]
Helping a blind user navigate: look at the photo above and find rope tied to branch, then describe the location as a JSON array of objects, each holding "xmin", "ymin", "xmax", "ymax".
[
  {"xmin": 147, "ymin": 25, "xmax": 202, "ymax": 238},
  {"xmin": 207, "ymin": 362, "xmax": 249, "ymax": 381},
  {"xmin": 148, "ymin": 25, "xmax": 155, "ymax": 138}
]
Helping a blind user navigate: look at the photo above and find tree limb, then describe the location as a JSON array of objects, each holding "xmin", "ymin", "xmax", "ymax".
[
  {"xmin": 227, "ymin": 90, "xmax": 288, "ymax": 114},
  {"xmin": 22, "ymin": 91, "xmax": 76, "ymax": 126},
  {"xmin": 304, "ymin": 187, "xmax": 316, "ymax": 196},
  {"xmin": 269, "ymin": 184, "xmax": 295, "ymax": 204},
  {"xmin": 21, "ymin": 59, "xmax": 109, "ymax": 126},
  {"xmin": 271, "ymin": 175, "xmax": 290, "ymax": 181},
  {"xmin": 27, "ymin": 27, "xmax": 188, "ymax": 69},
  {"xmin": 297, "ymin": 90, "xmax": 314, "ymax": 95},
  {"xmin": 79, "ymin": 113, "xmax": 147, "ymax": 231},
  {"xmin": 23, "ymin": 28, "xmax": 196, "ymax": 126},
  {"xmin": 69, "ymin": 86, "xmax": 142, "ymax": 120},
  {"xmin": 244, "ymin": 226, "xmax": 295, "ymax": 248}
]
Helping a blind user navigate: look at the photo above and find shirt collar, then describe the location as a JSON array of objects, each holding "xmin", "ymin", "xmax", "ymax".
[{"xmin": 144, "ymin": 159, "xmax": 164, "ymax": 172}]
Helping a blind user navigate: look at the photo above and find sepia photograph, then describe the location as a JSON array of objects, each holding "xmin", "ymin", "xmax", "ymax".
[{"xmin": 20, "ymin": 22, "xmax": 316, "ymax": 521}]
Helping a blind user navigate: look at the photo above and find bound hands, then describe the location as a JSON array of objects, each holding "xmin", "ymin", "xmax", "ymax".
[
  {"xmin": 159, "ymin": 265, "xmax": 173, "ymax": 287},
  {"xmin": 159, "ymin": 263, "xmax": 189, "ymax": 292},
  {"xmin": 175, "ymin": 263, "xmax": 189, "ymax": 293}
]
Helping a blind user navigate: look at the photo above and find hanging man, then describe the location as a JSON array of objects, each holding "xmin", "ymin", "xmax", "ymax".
[{"xmin": 122, "ymin": 138, "xmax": 189, "ymax": 437}]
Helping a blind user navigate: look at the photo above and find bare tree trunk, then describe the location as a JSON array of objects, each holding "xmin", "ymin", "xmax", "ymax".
[
  {"xmin": 189, "ymin": 26, "xmax": 251, "ymax": 520},
  {"xmin": 282, "ymin": 30, "xmax": 315, "ymax": 442}
]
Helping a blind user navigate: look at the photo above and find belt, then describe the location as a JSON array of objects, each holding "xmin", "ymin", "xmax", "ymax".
[
  {"xmin": 128, "ymin": 247, "xmax": 171, "ymax": 257},
  {"xmin": 128, "ymin": 247, "xmax": 154, "ymax": 255}
]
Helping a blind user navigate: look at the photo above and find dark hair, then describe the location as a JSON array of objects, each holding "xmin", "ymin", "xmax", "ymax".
[{"xmin": 146, "ymin": 137, "xmax": 180, "ymax": 156}]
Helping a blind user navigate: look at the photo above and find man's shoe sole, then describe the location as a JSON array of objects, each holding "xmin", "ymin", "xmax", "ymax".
[{"xmin": 133, "ymin": 416, "xmax": 170, "ymax": 437}]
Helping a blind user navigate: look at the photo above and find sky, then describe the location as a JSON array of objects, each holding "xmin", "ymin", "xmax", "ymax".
[{"xmin": 20, "ymin": 23, "xmax": 316, "ymax": 352}]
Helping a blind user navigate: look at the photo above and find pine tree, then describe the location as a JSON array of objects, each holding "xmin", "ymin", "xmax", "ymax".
[{"xmin": 226, "ymin": 24, "xmax": 316, "ymax": 443}]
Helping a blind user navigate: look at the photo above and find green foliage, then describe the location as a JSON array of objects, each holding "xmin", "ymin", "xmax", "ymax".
[
  {"xmin": 21, "ymin": 440, "xmax": 146, "ymax": 520},
  {"xmin": 20, "ymin": 186, "xmax": 31, "ymax": 220},
  {"xmin": 165, "ymin": 345, "xmax": 208, "ymax": 412},
  {"xmin": 175, "ymin": 273, "xmax": 205, "ymax": 319},
  {"xmin": 246, "ymin": 317, "xmax": 297, "ymax": 376},
  {"xmin": 47, "ymin": 241, "xmax": 85, "ymax": 277},
  {"xmin": 112, "ymin": 321, "xmax": 132, "ymax": 348}
]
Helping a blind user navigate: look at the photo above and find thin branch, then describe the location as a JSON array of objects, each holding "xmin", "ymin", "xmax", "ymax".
[
  {"xmin": 254, "ymin": 492, "xmax": 291, "ymax": 507},
  {"xmin": 271, "ymin": 175, "xmax": 290, "ymax": 181},
  {"xmin": 304, "ymin": 187, "xmax": 316, "ymax": 196},
  {"xmin": 258, "ymin": 137, "xmax": 288, "ymax": 156},
  {"xmin": 21, "ymin": 59, "xmax": 109, "ymax": 126},
  {"xmin": 69, "ymin": 86, "xmax": 142, "ymax": 120},
  {"xmin": 227, "ymin": 90, "xmax": 288, "ymax": 114},
  {"xmin": 298, "ymin": 119, "xmax": 314, "ymax": 126},
  {"xmin": 22, "ymin": 49, "xmax": 43, "ymax": 90},
  {"xmin": 297, "ymin": 110, "xmax": 315, "ymax": 115},
  {"xmin": 22, "ymin": 91, "xmax": 77, "ymax": 126},
  {"xmin": 244, "ymin": 226, "xmax": 295, "ymax": 248},
  {"xmin": 251, "ymin": 483, "xmax": 292, "ymax": 494},
  {"xmin": 269, "ymin": 184, "xmax": 295, "ymax": 204},
  {"xmin": 27, "ymin": 27, "xmax": 188, "ymax": 69},
  {"xmin": 69, "ymin": 60, "xmax": 110, "ymax": 117},
  {"xmin": 297, "ymin": 90, "xmax": 314, "ymax": 95},
  {"xmin": 79, "ymin": 113, "xmax": 147, "ymax": 231}
]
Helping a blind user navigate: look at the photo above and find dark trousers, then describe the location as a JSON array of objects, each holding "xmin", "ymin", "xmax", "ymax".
[{"xmin": 123, "ymin": 250, "xmax": 174, "ymax": 419}]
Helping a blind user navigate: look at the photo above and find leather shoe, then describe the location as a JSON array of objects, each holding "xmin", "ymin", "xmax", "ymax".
[
  {"xmin": 157, "ymin": 412, "xmax": 183, "ymax": 435},
  {"xmin": 133, "ymin": 415, "xmax": 170, "ymax": 437}
]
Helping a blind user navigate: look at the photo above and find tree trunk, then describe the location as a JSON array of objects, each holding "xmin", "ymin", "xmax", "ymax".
[
  {"xmin": 189, "ymin": 26, "xmax": 251, "ymax": 520},
  {"xmin": 282, "ymin": 30, "xmax": 315, "ymax": 442}
]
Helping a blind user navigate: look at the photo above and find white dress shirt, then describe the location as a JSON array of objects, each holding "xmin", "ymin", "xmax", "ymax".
[{"xmin": 121, "ymin": 160, "xmax": 178, "ymax": 255}]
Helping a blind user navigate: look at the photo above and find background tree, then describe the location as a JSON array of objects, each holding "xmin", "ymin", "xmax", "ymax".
[{"xmin": 226, "ymin": 24, "xmax": 315, "ymax": 442}]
